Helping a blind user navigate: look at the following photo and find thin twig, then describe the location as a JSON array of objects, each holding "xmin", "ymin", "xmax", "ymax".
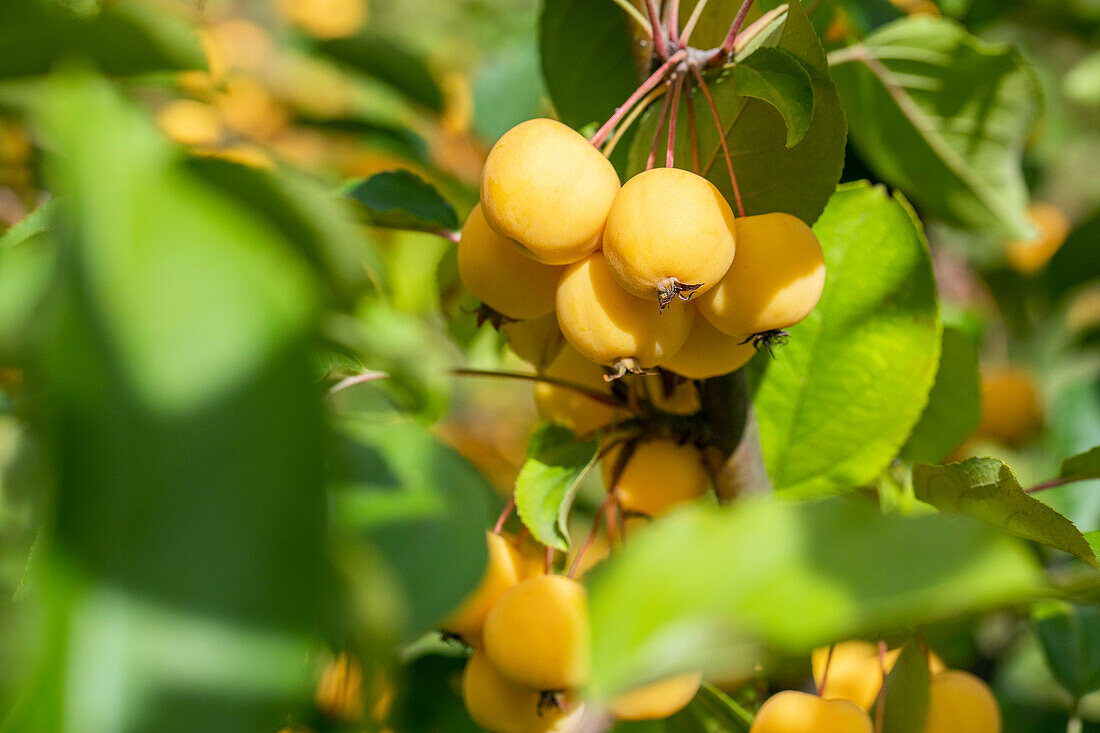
[
  {"xmin": 719, "ymin": 5, "xmax": 789, "ymax": 64},
  {"xmin": 712, "ymin": 0, "xmax": 755, "ymax": 66},
  {"xmin": 544, "ymin": 546, "xmax": 554, "ymax": 574},
  {"xmin": 590, "ymin": 50, "xmax": 687, "ymax": 149},
  {"xmin": 493, "ymin": 495, "xmax": 516, "ymax": 534},
  {"xmin": 431, "ymin": 229, "xmax": 460, "ymax": 243},
  {"xmin": 610, "ymin": 0, "xmax": 654, "ymax": 35},
  {"xmin": 647, "ymin": 82, "xmax": 674, "ymax": 170},
  {"xmin": 327, "ymin": 370, "xmax": 388, "ymax": 395},
  {"xmin": 679, "ymin": 0, "xmax": 711, "ymax": 47},
  {"xmin": 664, "ymin": 0, "xmax": 680, "ymax": 45},
  {"xmin": 568, "ymin": 492, "xmax": 616, "ymax": 579},
  {"xmin": 450, "ymin": 368, "xmax": 621, "ymax": 406},
  {"xmin": 1027, "ymin": 477, "xmax": 1075, "ymax": 494},
  {"xmin": 666, "ymin": 75, "xmax": 684, "ymax": 168},
  {"xmin": 602, "ymin": 85, "xmax": 668, "ymax": 159},
  {"xmin": 686, "ymin": 84, "xmax": 700, "ymax": 173},
  {"xmin": 644, "ymin": 0, "xmax": 669, "ymax": 59},
  {"xmin": 816, "ymin": 645, "xmax": 835, "ymax": 696},
  {"xmin": 691, "ymin": 66, "xmax": 745, "ymax": 216}
]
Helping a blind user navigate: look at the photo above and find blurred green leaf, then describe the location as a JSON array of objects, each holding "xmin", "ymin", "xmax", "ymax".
[
  {"xmin": 913, "ymin": 458, "xmax": 1098, "ymax": 567},
  {"xmin": 830, "ymin": 17, "xmax": 1041, "ymax": 239},
  {"xmin": 1064, "ymin": 50, "xmax": 1100, "ymax": 108},
  {"xmin": 474, "ymin": 41, "xmax": 548, "ymax": 143},
  {"xmin": 347, "ymin": 170, "xmax": 458, "ymax": 234},
  {"xmin": 631, "ymin": 0, "xmax": 846, "ymax": 225},
  {"xmin": 877, "ymin": 641, "xmax": 930, "ymax": 733},
  {"xmin": 1047, "ymin": 207, "xmax": 1100, "ymax": 302},
  {"xmin": 515, "ymin": 423, "xmax": 599, "ymax": 552},
  {"xmin": 0, "ymin": 200, "xmax": 56, "ymax": 362},
  {"xmin": 615, "ymin": 682, "xmax": 754, "ymax": 732},
  {"xmin": 729, "ymin": 47, "xmax": 814, "ymax": 148},
  {"xmin": 1033, "ymin": 600, "xmax": 1100, "ymax": 698},
  {"xmin": 539, "ymin": 0, "xmax": 640, "ymax": 130},
  {"xmin": 751, "ymin": 182, "xmax": 941, "ymax": 496},
  {"xmin": 901, "ymin": 327, "xmax": 981, "ymax": 465},
  {"xmin": 308, "ymin": 31, "xmax": 443, "ymax": 112},
  {"xmin": 587, "ymin": 496, "xmax": 1043, "ymax": 698},
  {"xmin": 0, "ymin": 0, "xmax": 202, "ymax": 79},
  {"xmin": 389, "ymin": 653, "xmax": 480, "ymax": 733},
  {"xmin": 1061, "ymin": 446, "xmax": 1100, "ymax": 482}
]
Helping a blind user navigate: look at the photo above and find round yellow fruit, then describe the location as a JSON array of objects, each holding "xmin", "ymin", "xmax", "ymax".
[
  {"xmin": 749, "ymin": 690, "xmax": 873, "ymax": 733},
  {"xmin": 156, "ymin": 99, "xmax": 223, "ymax": 147},
  {"xmin": 502, "ymin": 313, "xmax": 566, "ymax": 369},
  {"xmin": 922, "ymin": 671, "xmax": 1001, "ymax": 733},
  {"xmin": 534, "ymin": 345, "xmax": 622, "ymax": 436},
  {"xmin": 812, "ymin": 642, "xmax": 947, "ymax": 711},
  {"xmin": 699, "ymin": 212, "xmax": 825, "ymax": 338},
  {"xmin": 556, "ymin": 253, "xmax": 694, "ymax": 370},
  {"xmin": 976, "ymin": 367, "xmax": 1042, "ymax": 447},
  {"xmin": 603, "ymin": 167, "xmax": 736, "ymax": 304},
  {"xmin": 480, "ymin": 118, "xmax": 620, "ymax": 265},
  {"xmin": 662, "ymin": 313, "xmax": 757, "ymax": 380},
  {"xmin": 608, "ymin": 672, "xmax": 703, "ymax": 721},
  {"xmin": 462, "ymin": 650, "xmax": 581, "ymax": 733},
  {"xmin": 602, "ymin": 440, "xmax": 709, "ymax": 517},
  {"xmin": 458, "ymin": 204, "xmax": 564, "ymax": 320},
  {"xmin": 1006, "ymin": 203, "xmax": 1071, "ymax": 275},
  {"xmin": 483, "ymin": 575, "xmax": 590, "ymax": 691},
  {"xmin": 641, "ymin": 373, "xmax": 701, "ymax": 415},
  {"xmin": 442, "ymin": 531, "xmax": 521, "ymax": 646},
  {"xmin": 278, "ymin": 0, "xmax": 368, "ymax": 38}
]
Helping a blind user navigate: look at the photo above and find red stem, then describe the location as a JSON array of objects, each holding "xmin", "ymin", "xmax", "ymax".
[
  {"xmin": 1027, "ymin": 477, "xmax": 1073, "ymax": 493},
  {"xmin": 664, "ymin": 0, "xmax": 680, "ymax": 45},
  {"xmin": 450, "ymin": 368, "xmax": 621, "ymax": 406},
  {"xmin": 493, "ymin": 495, "xmax": 516, "ymax": 534},
  {"xmin": 567, "ymin": 493, "xmax": 616, "ymax": 579},
  {"xmin": 589, "ymin": 50, "xmax": 687, "ymax": 149},
  {"xmin": 644, "ymin": 0, "xmax": 669, "ymax": 59},
  {"xmin": 647, "ymin": 82, "xmax": 673, "ymax": 170},
  {"xmin": 666, "ymin": 75, "xmax": 683, "ymax": 168},
  {"xmin": 431, "ymin": 229, "xmax": 460, "ymax": 244},
  {"xmin": 544, "ymin": 546, "xmax": 554, "ymax": 574},
  {"xmin": 713, "ymin": 0, "xmax": 755, "ymax": 65},
  {"xmin": 691, "ymin": 67, "xmax": 746, "ymax": 216},
  {"xmin": 686, "ymin": 84, "xmax": 700, "ymax": 173},
  {"xmin": 817, "ymin": 645, "xmax": 835, "ymax": 696}
]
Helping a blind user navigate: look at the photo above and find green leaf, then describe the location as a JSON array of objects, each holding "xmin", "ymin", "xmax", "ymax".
[
  {"xmin": 1047, "ymin": 206, "xmax": 1100, "ymax": 303},
  {"xmin": 912, "ymin": 458, "xmax": 1098, "ymax": 567},
  {"xmin": 308, "ymin": 31, "xmax": 443, "ymax": 112},
  {"xmin": 750, "ymin": 182, "xmax": 941, "ymax": 496},
  {"xmin": 586, "ymin": 496, "xmax": 1043, "ymax": 698},
  {"xmin": 346, "ymin": 170, "xmax": 459, "ymax": 234},
  {"xmin": 539, "ymin": 0, "xmax": 640, "ymax": 130},
  {"xmin": 901, "ymin": 327, "xmax": 981, "ymax": 465},
  {"xmin": 729, "ymin": 47, "xmax": 814, "ymax": 148},
  {"xmin": 0, "ymin": 200, "xmax": 56, "ymax": 360},
  {"xmin": 631, "ymin": 0, "xmax": 847, "ymax": 225},
  {"xmin": 830, "ymin": 17, "xmax": 1042, "ymax": 239},
  {"xmin": 1060, "ymin": 446, "xmax": 1100, "ymax": 482},
  {"xmin": 1032, "ymin": 601, "xmax": 1100, "ymax": 698},
  {"xmin": 514, "ymin": 423, "xmax": 599, "ymax": 552},
  {"xmin": 1088, "ymin": 532, "xmax": 1100, "ymax": 558},
  {"xmin": 877, "ymin": 642, "xmax": 930, "ymax": 733},
  {"xmin": 614, "ymin": 682, "xmax": 754, "ymax": 732},
  {"xmin": 474, "ymin": 41, "xmax": 548, "ymax": 143}
]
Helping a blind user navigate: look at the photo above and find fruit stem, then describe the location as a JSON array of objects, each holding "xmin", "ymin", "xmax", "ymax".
[
  {"xmin": 679, "ymin": 0, "xmax": 711, "ymax": 47},
  {"xmin": 431, "ymin": 229, "xmax": 461, "ymax": 243},
  {"xmin": 690, "ymin": 66, "xmax": 746, "ymax": 216},
  {"xmin": 664, "ymin": 0, "xmax": 681, "ymax": 46},
  {"xmin": 646, "ymin": 80, "xmax": 674, "ymax": 171},
  {"xmin": 711, "ymin": 0, "xmax": 755, "ymax": 67},
  {"xmin": 602, "ymin": 85, "xmax": 667, "ymax": 159},
  {"xmin": 567, "ymin": 492, "xmax": 616, "ymax": 578},
  {"xmin": 610, "ymin": 0, "xmax": 654, "ymax": 36},
  {"xmin": 686, "ymin": 84, "xmax": 700, "ymax": 173},
  {"xmin": 589, "ymin": 49, "xmax": 687, "ymax": 149},
  {"xmin": 644, "ymin": 0, "xmax": 669, "ymax": 59},
  {"xmin": 666, "ymin": 74, "xmax": 684, "ymax": 168},
  {"xmin": 816, "ymin": 645, "xmax": 835, "ymax": 696},
  {"xmin": 875, "ymin": 639, "xmax": 888, "ymax": 733},
  {"xmin": 493, "ymin": 495, "xmax": 516, "ymax": 534},
  {"xmin": 544, "ymin": 546, "xmax": 554, "ymax": 574},
  {"xmin": 450, "ymin": 368, "xmax": 622, "ymax": 406},
  {"xmin": 327, "ymin": 369, "xmax": 388, "ymax": 395},
  {"xmin": 1027, "ymin": 476, "xmax": 1074, "ymax": 493}
]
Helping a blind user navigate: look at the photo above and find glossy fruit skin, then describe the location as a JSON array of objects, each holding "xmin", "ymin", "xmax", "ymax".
[
  {"xmin": 484, "ymin": 575, "xmax": 590, "ymax": 691},
  {"xmin": 976, "ymin": 367, "xmax": 1042, "ymax": 447},
  {"xmin": 534, "ymin": 345, "xmax": 622, "ymax": 436},
  {"xmin": 443, "ymin": 531, "xmax": 521, "ymax": 647},
  {"xmin": 556, "ymin": 253, "xmax": 694, "ymax": 368},
  {"xmin": 480, "ymin": 118, "xmax": 620, "ymax": 265},
  {"xmin": 699, "ymin": 212, "xmax": 825, "ymax": 338},
  {"xmin": 662, "ymin": 313, "xmax": 757, "ymax": 379},
  {"xmin": 749, "ymin": 690, "xmax": 873, "ymax": 733},
  {"xmin": 503, "ymin": 312, "xmax": 566, "ymax": 370},
  {"xmin": 602, "ymin": 440, "xmax": 709, "ymax": 517},
  {"xmin": 811, "ymin": 642, "xmax": 946, "ymax": 711},
  {"xmin": 462, "ymin": 650, "xmax": 581, "ymax": 733},
  {"xmin": 922, "ymin": 671, "xmax": 1001, "ymax": 733},
  {"xmin": 458, "ymin": 204, "xmax": 564, "ymax": 320},
  {"xmin": 608, "ymin": 672, "xmax": 703, "ymax": 721},
  {"xmin": 603, "ymin": 168, "xmax": 736, "ymax": 300},
  {"xmin": 1006, "ymin": 202, "xmax": 1071, "ymax": 275}
]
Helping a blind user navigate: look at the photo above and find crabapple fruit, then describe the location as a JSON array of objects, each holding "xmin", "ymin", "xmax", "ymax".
[
  {"xmin": 458, "ymin": 204, "xmax": 564, "ymax": 320},
  {"xmin": 812, "ymin": 641, "xmax": 946, "ymax": 711},
  {"xmin": 922, "ymin": 671, "xmax": 1001, "ymax": 733},
  {"xmin": 1006, "ymin": 202, "xmax": 1071, "ymax": 275},
  {"xmin": 603, "ymin": 168, "xmax": 736, "ymax": 306},
  {"xmin": 699, "ymin": 212, "xmax": 825, "ymax": 338},
  {"xmin": 480, "ymin": 118, "xmax": 620, "ymax": 265},
  {"xmin": 534, "ymin": 345, "xmax": 622, "ymax": 436},
  {"xmin": 602, "ymin": 439, "xmax": 709, "ymax": 517},
  {"xmin": 662, "ymin": 313, "xmax": 757, "ymax": 380},
  {"xmin": 749, "ymin": 691, "xmax": 873, "ymax": 733},
  {"xmin": 502, "ymin": 312, "xmax": 566, "ymax": 369},
  {"xmin": 462, "ymin": 650, "xmax": 581, "ymax": 733},
  {"xmin": 976, "ymin": 367, "xmax": 1042, "ymax": 447},
  {"xmin": 608, "ymin": 672, "xmax": 703, "ymax": 721},
  {"xmin": 442, "ymin": 531, "xmax": 521, "ymax": 647}
]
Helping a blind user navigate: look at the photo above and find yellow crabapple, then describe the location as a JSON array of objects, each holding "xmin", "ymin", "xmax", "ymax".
[
  {"xmin": 442, "ymin": 531, "xmax": 522, "ymax": 647},
  {"xmin": 976, "ymin": 367, "xmax": 1042, "ymax": 447},
  {"xmin": 462, "ymin": 650, "xmax": 582, "ymax": 733},
  {"xmin": 556, "ymin": 252, "xmax": 694, "ymax": 374},
  {"xmin": 641, "ymin": 373, "xmax": 701, "ymax": 415},
  {"xmin": 458, "ymin": 203, "xmax": 564, "ymax": 320},
  {"xmin": 699, "ymin": 212, "xmax": 825, "ymax": 338},
  {"xmin": 533, "ymin": 345, "xmax": 623, "ymax": 436},
  {"xmin": 608, "ymin": 672, "xmax": 703, "ymax": 721},
  {"xmin": 156, "ymin": 100, "xmax": 223, "ymax": 147},
  {"xmin": 603, "ymin": 167, "xmax": 736, "ymax": 306},
  {"xmin": 749, "ymin": 690, "xmax": 873, "ymax": 733},
  {"xmin": 602, "ymin": 439, "xmax": 709, "ymax": 517},
  {"xmin": 483, "ymin": 575, "xmax": 590, "ymax": 691},
  {"xmin": 1006, "ymin": 203, "xmax": 1071, "ymax": 275},
  {"xmin": 922, "ymin": 671, "xmax": 1001, "ymax": 733},
  {"xmin": 662, "ymin": 312, "xmax": 757, "ymax": 380},
  {"xmin": 812, "ymin": 641, "xmax": 946, "ymax": 711},
  {"xmin": 502, "ymin": 312, "xmax": 566, "ymax": 369},
  {"xmin": 480, "ymin": 118, "xmax": 620, "ymax": 265}
]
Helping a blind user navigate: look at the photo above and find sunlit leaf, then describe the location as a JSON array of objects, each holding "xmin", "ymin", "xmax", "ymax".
[
  {"xmin": 515, "ymin": 423, "xmax": 599, "ymax": 551},
  {"xmin": 901, "ymin": 327, "xmax": 981, "ymax": 465},
  {"xmin": 877, "ymin": 641, "xmax": 930, "ymax": 733},
  {"xmin": 347, "ymin": 170, "xmax": 459, "ymax": 234}
]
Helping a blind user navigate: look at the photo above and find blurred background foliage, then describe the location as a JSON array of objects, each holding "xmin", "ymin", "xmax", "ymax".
[{"xmin": 0, "ymin": 0, "xmax": 1097, "ymax": 731}]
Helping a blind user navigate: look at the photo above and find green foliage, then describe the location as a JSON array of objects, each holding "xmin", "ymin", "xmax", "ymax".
[
  {"xmin": 347, "ymin": 170, "xmax": 459, "ymax": 234},
  {"xmin": 912, "ymin": 458, "xmax": 1098, "ymax": 567},
  {"xmin": 727, "ymin": 47, "xmax": 814, "ymax": 148},
  {"xmin": 902, "ymin": 327, "xmax": 982, "ymax": 465},
  {"xmin": 830, "ymin": 17, "xmax": 1042, "ymax": 239},
  {"xmin": 1061, "ymin": 446, "xmax": 1100, "ymax": 481},
  {"xmin": 586, "ymin": 496, "xmax": 1042, "ymax": 698},
  {"xmin": 615, "ymin": 683, "xmax": 754, "ymax": 732},
  {"xmin": 751, "ymin": 182, "xmax": 941, "ymax": 496},
  {"xmin": 1033, "ymin": 601, "xmax": 1100, "ymax": 699},
  {"xmin": 309, "ymin": 31, "xmax": 444, "ymax": 112},
  {"xmin": 514, "ymin": 423, "xmax": 599, "ymax": 552},
  {"xmin": 877, "ymin": 642, "xmax": 930, "ymax": 733},
  {"xmin": 1047, "ymin": 207, "xmax": 1100, "ymax": 302},
  {"xmin": 0, "ymin": 200, "xmax": 55, "ymax": 361}
]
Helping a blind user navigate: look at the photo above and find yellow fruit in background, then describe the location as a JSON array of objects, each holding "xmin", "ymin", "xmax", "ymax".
[
  {"xmin": 976, "ymin": 367, "xmax": 1042, "ymax": 447},
  {"xmin": 642, "ymin": 373, "xmax": 701, "ymax": 415},
  {"xmin": 278, "ymin": 0, "xmax": 369, "ymax": 38},
  {"xmin": 602, "ymin": 440, "xmax": 709, "ymax": 517},
  {"xmin": 922, "ymin": 671, "xmax": 1001, "ymax": 733},
  {"xmin": 211, "ymin": 19, "xmax": 276, "ymax": 72},
  {"xmin": 484, "ymin": 575, "xmax": 590, "ymax": 691},
  {"xmin": 749, "ymin": 691, "xmax": 873, "ymax": 733},
  {"xmin": 462, "ymin": 650, "xmax": 581, "ymax": 733},
  {"xmin": 502, "ymin": 313, "xmax": 566, "ymax": 369},
  {"xmin": 442, "ymin": 531, "xmax": 521, "ymax": 646},
  {"xmin": 156, "ymin": 100, "xmax": 223, "ymax": 147},
  {"xmin": 812, "ymin": 642, "xmax": 947, "ymax": 711},
  {"xmin": 480, "ymin": 118, "xmax": 620, "ymax": 265},
  {"xmin": 699, "ymin": 212, "xmax": 825, "ymax": 338},
  {"xmin": 662, "ymin": 313, "xmax": 757, "ymax": 380},
  {"xmin": 1006, "ymin": 202, "xmax": 1071, "ymax": 275},
  {"xmin": 315, "ymin": 652, "xmax": 364, "ymax": 722},
  {"xmin": 458, "ymin": 204, "xmax": 564, "ymax": 320},
  {"xmin": 216, "ymin": 74, "xmax": 288, "ymax": 141},
  {"xmin": 608, "ymin": 672, "xmax": 703, "ymax": 721},
  {"xmin": 534, "ymin": 345, "xmax": 622, "ymax": 436},
  {"xmin": 603, "ymin": 168, "xmax": 736, "ymax": 304},
  {"xmin": 556, "ymin": 253, "xmax": 694, "ymax": 370}
]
